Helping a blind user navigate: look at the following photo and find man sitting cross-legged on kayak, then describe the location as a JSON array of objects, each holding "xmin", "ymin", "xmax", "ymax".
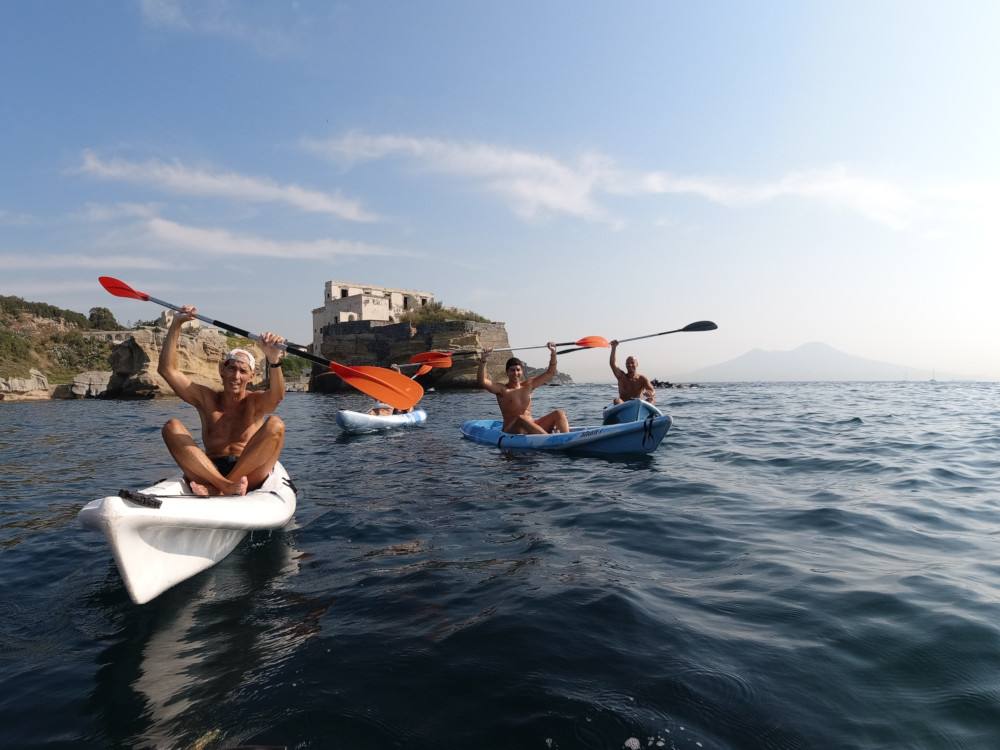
[
  {"xmin": 158, "ymin": 305, "xmax": 286, "ymax": 496},
  {"xmin": 477, "ymin": 343, "xmax": 570, "ymax": 434},
  {"xmin": 609, "ymin": 340, "xmax": 656, "ymax": 405}
]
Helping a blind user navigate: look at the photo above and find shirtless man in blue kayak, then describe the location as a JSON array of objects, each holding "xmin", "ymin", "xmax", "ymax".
[
  {"xmin": 477, "ymin": 343, "xmax": 570, "ymax": 434},
  {"xmin": 158, "ymin": 305, "xmax": 286, "ymax": 496},
  {"xmin": 609, "ymin": 340, "xmax": 656, "ymax": 404}
]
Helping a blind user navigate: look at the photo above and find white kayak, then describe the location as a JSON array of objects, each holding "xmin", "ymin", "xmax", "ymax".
[
  {"xmin": 79, "ymin": 461, "xmax": 297, "ymax": 604},
  {"xmin": 335, "ymin": 408, "xmax": 428, "ymax": 434}
]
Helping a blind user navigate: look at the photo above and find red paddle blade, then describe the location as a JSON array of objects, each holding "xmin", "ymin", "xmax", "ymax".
[
  {"xmin": 575, "ymin": 335, "xmax": 610, "ymax": 348},
  {"xmin": 98, "ymin": 276, "xmax": 149, "ymax": 301},
  {"xmin": 410, "ymin": 350, "xmax": 452, "ymax": 364},
  {"xmin": 328, "ymin": 362, "xmax": 423, "ymax": 410}
]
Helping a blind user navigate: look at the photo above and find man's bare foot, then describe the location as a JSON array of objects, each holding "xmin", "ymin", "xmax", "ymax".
[
  {"xmin": 189, "ymin": 480, "xmax": 211, "ymax": 497},
  {"xmin": 220, "ymin": 476, "xmax": 249, "ymax": 496}
]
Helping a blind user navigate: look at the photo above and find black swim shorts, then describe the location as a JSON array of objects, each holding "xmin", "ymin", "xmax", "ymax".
[{"xmin": 210, "ymin": 455, "xmax": 239, "ymax": 476}]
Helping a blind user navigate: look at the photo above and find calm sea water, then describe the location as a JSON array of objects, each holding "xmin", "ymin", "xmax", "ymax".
[{"xmin": 1, "ymin": 382, "xmax": 999, "ymax": 749}]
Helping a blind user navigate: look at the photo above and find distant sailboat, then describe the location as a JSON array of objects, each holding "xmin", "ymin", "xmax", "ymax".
[{"xmin": 930, "ymin": 369, "xmax": 937, "ymax": 384}]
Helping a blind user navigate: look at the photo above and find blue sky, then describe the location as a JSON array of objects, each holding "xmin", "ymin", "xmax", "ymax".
[{"xmin": 2, "ymin": 1, "xmax": 998, "ymax": 381}]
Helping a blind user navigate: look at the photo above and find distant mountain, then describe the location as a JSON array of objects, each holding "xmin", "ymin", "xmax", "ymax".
[{"xmin": 683, "ymin": 342, "xmax": 963, "ymax": 382}]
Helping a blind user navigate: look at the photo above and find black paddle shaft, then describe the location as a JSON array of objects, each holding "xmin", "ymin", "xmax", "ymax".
[
  {"xmin": 558, "ymin": 321, "xmax": 718, "ymax": 354},
  {"xmin": 147, "ymin": 294, "xmax": 329, "ymax": 368}
]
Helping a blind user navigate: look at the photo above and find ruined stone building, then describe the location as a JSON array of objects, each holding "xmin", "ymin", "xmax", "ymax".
[{"xmin": 311, "ymin": 281, "xmax": 435, "ymax": 352}]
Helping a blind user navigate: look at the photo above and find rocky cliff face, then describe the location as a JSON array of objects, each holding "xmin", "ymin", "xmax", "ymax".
[
  {"xmin": 0, "ymin": 369, "xmax": 51, "ymax": 401},
  {"xmin": 106, "ymin": 327, "xmax": 266, "ymax": 398},
  {"xmin": 312, "ymin": 319, "xmax": 516, "ymax": 392}
]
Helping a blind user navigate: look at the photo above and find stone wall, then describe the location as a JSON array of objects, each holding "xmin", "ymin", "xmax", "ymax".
[
  {"xmin": 312, "ymin": 319, "xmax": 513, "ymax": 391},
  {"xmin": 78, "ymin": 330, "xmax": 133, "ymax": 343}
]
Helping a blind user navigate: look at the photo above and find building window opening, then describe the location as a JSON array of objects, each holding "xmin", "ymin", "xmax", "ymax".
[{"xmin": 341, "ymin": 289, "xmax": 349, "ymax": 298}]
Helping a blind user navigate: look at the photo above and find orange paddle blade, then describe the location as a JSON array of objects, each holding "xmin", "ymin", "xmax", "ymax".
[
  {"xmin": 99, "ymin": 276, "xmax": 149, "ymax": 300},
  {"xmin": 421, "ymin": 357, "xmax": 452, "ymax": 369},
  {"xmin": 575, "ymin": 335, "xmax": 610, "ymax": 348},
  {"xmin": 410, "ymin": 350, "xmax": 452, "ymax": 364},
  {"xmin": 328, "ymin": 363, "xmax": 423, "ymax": 410},
  {"xmin": 414, "ymin": 364, "xmax": 433, "ymax": 377}
]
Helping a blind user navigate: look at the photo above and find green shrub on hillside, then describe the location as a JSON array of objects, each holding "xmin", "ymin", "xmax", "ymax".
[
  {"xmin": 88, "ymin": 306, "xmax": 124, "ymax": 330},
  {"xmin": 0, "ymin": 329, "xmax": 31, "ymax": 360},
  {"xmin": 278, "ymin": 355, "xmax": 311, "ymax": 377},
  {"xmin": 0, "ymin": 295, "xmax": 90, "ymax": 328},
  {"xmin": 47, "ymin": 332, "xmax": 114, "ymax": 381},
  {"xmin": 401, "ymin": 301, "xmax": 489, "ymax": 325}
]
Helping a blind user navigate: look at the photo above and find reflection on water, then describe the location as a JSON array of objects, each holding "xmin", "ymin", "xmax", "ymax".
[
  {"xmin": 3, "ymin": 385, "xmax": 1000, "ymax": 748},
  {"xmin": 86, "ymin": 533, "xmax": 317, "ymax": 748}
]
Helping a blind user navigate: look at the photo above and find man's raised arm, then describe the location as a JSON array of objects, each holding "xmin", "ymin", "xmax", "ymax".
[
  {"xmin": 255, "ymin": 332, "xmax": 286, "ymax": 413},
  {"xmin": 528, "ymin": 343, "xmax": 559, "ymax": 389},
  {"xmin": 477, "ymin": 348, "xmax": 503, "ymax": 395},
  {"xmin": 157, "ymin": 305, "xmax": 202, "ymax": 405},
  {"xmin": 609, "ymin": 340, "xmax": 625, "ymax": 378}
]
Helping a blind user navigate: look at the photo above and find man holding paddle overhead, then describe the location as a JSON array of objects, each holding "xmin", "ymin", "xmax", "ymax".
[
  {"xmin": 477, "ymin": 343, "xmax": 570, "ymax": 434},
  {"xmin": 609, "ymin": 340, "xmax": 656, "ymax": 405},
  {"xmin": 158, "ymin": 305, "xmax": 287, "ymax": 496}
]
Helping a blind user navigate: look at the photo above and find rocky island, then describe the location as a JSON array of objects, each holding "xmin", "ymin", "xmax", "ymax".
[{"xmin": 1, "ymin": 283, "xmax": 570, "ymax": 401}]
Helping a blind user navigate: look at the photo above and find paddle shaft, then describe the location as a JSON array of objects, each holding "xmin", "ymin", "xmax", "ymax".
[
  {"xmin": 450, "ymin": 339, "xmax": 586, "ymax": 356},
  {"xmin": 615, "ymin": 328, "xmax": 690, "ymax": 344},
  {"xmin": 558, "ymin": 321, "xmax": 717, "ymax": 354},
  {"xmin": 558, "ymin": 332, "xmax": 677, "ymax": 355},
  {"xmin": 146, "ymin": 294, "xmax": 326, "ymax": 367}
]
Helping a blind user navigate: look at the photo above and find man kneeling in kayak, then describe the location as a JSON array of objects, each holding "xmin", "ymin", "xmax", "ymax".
[
  {"xmin": 609, "ymin": 340, "xmax": 656, "ymax": 405},
  {"xmin": 158, "ymin": 305, "xmax": 286, "ymax": 496},
  {"xmin": 477, "ymin": 343, "xmax": 570, "ymax": 434}
]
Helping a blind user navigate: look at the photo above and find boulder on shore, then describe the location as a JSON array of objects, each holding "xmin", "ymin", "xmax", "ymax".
[
  {"xmin": 106, "ymin": 328, "xmax": 264, "ymax": 398},
  {"xmin": 51, "ymin": 371, "xmax": 114, "ymax": 399},
  {"xmin": 0, "ymin": 368, "xmax": 50, "ymax": 401}
]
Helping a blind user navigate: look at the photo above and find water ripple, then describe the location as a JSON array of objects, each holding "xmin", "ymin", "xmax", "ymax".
[{"xmin": 1, "ymin": 383, "xmax": 999, "ymax": 748}]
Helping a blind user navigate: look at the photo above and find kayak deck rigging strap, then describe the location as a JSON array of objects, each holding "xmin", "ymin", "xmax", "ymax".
[
  {"xmin": 118, "ymin": 489, "xmax": 163, "ymax": 509},
  {"xmin": 641, "ymin": 414, "xmax": 655, "ymax": 447}
]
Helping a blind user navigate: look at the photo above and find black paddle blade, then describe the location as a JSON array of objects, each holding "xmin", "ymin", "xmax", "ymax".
[
  {"xmin": 683, "ymin": 320, "xmax": 717, "ymax": 332},
  {"xmin": 99, "ymin": 276, "xmax": 149, "ymax": 301}
]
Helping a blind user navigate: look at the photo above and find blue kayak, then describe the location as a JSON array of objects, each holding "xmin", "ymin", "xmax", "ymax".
[
  {"xmin": 461, "ymin": 414, "xmax": 672, "ymax": 455},
  {"xmin": 602, "ymin": 399, "xmax": 662, "ymax": 425}
]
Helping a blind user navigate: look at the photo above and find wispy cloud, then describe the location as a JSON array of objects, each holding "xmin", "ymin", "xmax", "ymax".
[
  {"xmin": 618, "ymin": 167, "xmax": 915, "ymax": 230},
  {"xmin": 77, "ymin": 202, "xmax": 163, "ymax": 222},
  {"xmin": 138, "ymin": 0, "xmax": 301, "ymax": 57},
  {"xmin": 1, "ymin": 279, "xmax": 114, "ymax": 297},
  {"xmin": 304, "ymin": 131, "xmax": 999, "ymax": 234},
  {"xmin": 302, "ymin": 133, "xmax": 612, "ymax": 222},
  {"xmin": 0, "ymin": 252, "xmax": 172, "ymax": 270},
  {"xmin": 0, "ymin": 209, "xmax": 37, "ymax": 226},
  {"xmin": 145, "ymin": 217, "xmax": 405, "ymax": 260},
  {"xmin": 79, "ymin": 150, "xmax": 377, "ymax": 222}
]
